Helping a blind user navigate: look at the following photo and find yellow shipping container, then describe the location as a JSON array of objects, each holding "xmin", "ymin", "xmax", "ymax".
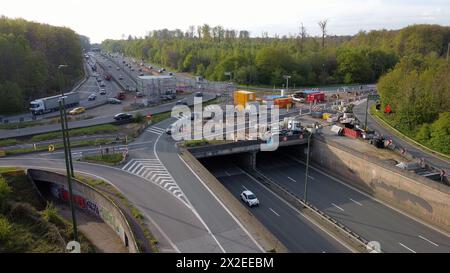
[{"xmin": 234, "ymin": 90, "xmax": 256, "ymax": 106}]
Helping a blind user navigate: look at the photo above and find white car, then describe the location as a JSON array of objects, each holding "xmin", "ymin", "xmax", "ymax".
[{"xmin": 240, "ymin": 190, "xmax": 259, "ymax": 207}]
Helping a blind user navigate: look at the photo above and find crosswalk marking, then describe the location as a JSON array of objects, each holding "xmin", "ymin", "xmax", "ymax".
[
  {"xmin": 122, "ymin": 158, "xmax": 187, "ymax": 204},
  {"xmin": 147, "ymin": 126, "xmax": 165, "ymax": 135}
]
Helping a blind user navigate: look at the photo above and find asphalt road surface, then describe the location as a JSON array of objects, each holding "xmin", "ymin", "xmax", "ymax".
[
  {"xmin": 201, "ymin": 156, "xmax": 351, "ymax": 253},
  {"xmin": 255, "ymin": 151, "xmax": 450, "ymax": 253},
  {"xmin": 118, "ymin": 117, "xmax": 264, "ymax": 252}
]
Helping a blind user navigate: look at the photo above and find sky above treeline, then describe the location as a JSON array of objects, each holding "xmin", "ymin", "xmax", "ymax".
[{"xmin": 2, "ymin": 0, "xmax": 449, "ymax": 43}]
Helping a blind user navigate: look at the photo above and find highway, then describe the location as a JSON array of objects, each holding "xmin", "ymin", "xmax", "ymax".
[
  {"xmin": 200, "ymin": 156, "xmax": 351, "ymax": 253},
  {"xmin": 119, "ymin": 117, "xmax": 264, "ymax": 252},
  {"xmin": 353, "ymin": 100, "xmax": 450, "ymax": 175},
  {"xmin": 0, "ymin": 156, "xmax": 223, "ymax": 253},
  {"xmin": 255, "ymin": 151, "xmax": 450, "ymax": 253}
]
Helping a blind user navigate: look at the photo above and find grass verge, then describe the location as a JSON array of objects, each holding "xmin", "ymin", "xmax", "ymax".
[
  {"xmin": 369, "ymin": 105, "xmax": 450, "ymax": 158},
  {"xmin": 83, "ymin": 153, "xmax": 124, "ymax": 165}
]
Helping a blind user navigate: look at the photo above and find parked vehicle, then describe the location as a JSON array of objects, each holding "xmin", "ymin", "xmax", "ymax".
[
  {"xmin": 240, "ymin": 190, "xmax": 259, "ymax": 207},
  {"xmin": 136, "ymin": 92, "xmax": 144, "ymax": 97},
  {"xmin": 194, "ymin": 92, "xmax": 203, "ymax": 97},
  {"xmin": 100, "ymin": 89, "xmax": 107, "ymax": 95},
  {"xmin": 69, "ymin": 107, "xmax": 86, "ymax": 115},
  {"xmin": 104, "ymin": 74, "xmax": 112, "ymax": 81},
  {"xmin": 30, "ymin": 92, "xmax": 80, "ymax": 115},
  {"xmin": 99, "ymin": 82, "xmax": 106, "ymax": 87}
]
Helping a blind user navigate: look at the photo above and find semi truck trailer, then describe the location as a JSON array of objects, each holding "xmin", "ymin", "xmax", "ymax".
[{"xmin": 29, "ymin": 92, "xmax": 80, "ymax": 115}]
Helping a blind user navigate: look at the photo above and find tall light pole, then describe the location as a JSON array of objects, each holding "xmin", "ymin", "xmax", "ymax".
[
  {"xmin": 283, "ymin": 75, "xmax": 291, "ymax": 95},
  {"xmin": 225, "ymin": 71, "xmax": 232, "ymax": 105},
  {"xmin": 58, "ymin": 64, "xmax": 78, "ymax": 242}
]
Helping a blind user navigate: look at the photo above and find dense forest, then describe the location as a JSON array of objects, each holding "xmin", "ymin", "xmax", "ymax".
[
  {"xmin": 0, "ymin": 16, "xmax": 84, "ymax": 114},
  {"xmin": 102, "ymin": 23, "xmax": 450, "ymax": 153},
  {"xmin": 101, "ymin": 24, "xmax": 449, "ymax": 88},
  {"xmin": 377, "ymin": 53, "xmax": 450, "ymax": 154}
]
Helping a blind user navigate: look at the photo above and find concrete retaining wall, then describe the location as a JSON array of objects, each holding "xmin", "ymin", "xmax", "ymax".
[
  {"xmin": 306, "ymin": 136, "xmax": 450, "ymax": 233},
  {"xmin": 27, "ymin": 169, "xmax": 140, "ymax": 252}
]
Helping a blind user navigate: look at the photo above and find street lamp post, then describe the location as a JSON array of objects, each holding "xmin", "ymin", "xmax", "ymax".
[
  {"xmin": 283, "ymin": 75, "xmax": 291, "ymax": 94},
  {"xmin": 304, "ymin": 131, "xmax": 312, "ymax": 203},
  {"xmin": 225, "ymin": 72, "xmax": 232, "ymax": 105},
  {"xmin": 58, "ymin": 64, "xmax": 78, "ymax": 242}
]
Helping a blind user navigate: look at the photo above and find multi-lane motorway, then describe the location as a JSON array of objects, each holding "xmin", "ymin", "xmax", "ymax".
[{"xmin": 254, "ymin": 151, "xmax": 450, "ymax": 253}]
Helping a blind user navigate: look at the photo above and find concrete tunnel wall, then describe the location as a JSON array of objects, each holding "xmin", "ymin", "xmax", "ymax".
[
  {"xmin": 292, "ymin": 136, "xmax": 450, "ymax": 233},
  {"xmin": 27, "ymin": 169, "xmax": 140, "ymax": 253}
]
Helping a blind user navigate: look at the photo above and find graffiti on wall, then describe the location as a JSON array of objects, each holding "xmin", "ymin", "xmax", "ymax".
[{"xmin": 51, "ymin": 184, "xmax": 125, "ymax": 243}]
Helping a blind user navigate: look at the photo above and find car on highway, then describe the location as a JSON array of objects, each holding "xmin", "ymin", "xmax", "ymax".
[
  {"xmin": 99, "ymin": 82, "xmax": 106, "ymax": 87},
  {"xmin": 136, "ymin": 92, "xmax": 144, "ymax": 97},
  {"xmin": 195, "ymin": 92, "xmax": 203, "ymax": 97},
  {"xmin": 139, "ymin": 73, "xmax": 144, "ymax": 76},
  {"xmin": 131, "ymin": 68, "xmax": 134, "ymax": 71},
  {"xmin": 175, "ymin": 100, "xmax": 188, "ymax": 106},
  {"xmin": 107, "ymin": 98, "xmax": 122, "ymax": 104},
  {"xmin": 113, "ymin": 112, "xmax": 133, "ymax": 121},
  {"xmin": 240, "ymin": 190, "xmax": 259, "ymax": 207},
  {"xmin": 116, "ymin": 66, "xmax": 120, "ymax": 70},
  {"xmin": 100, "ymin": 89, "xmax": 107, "ymax": 95},
  {"xmin": 69, "ymin": 107, "xmax": 86, "ymax": 115},
  {"xmin": 96, "ymin": 77, "xmax": 102, "ymax": 82},
  {"xmin": 119, "ymin": 75, "xmax": 123, "ymax": 80},
  {"xmin": 168, "ymin": 72, "xmax": 174, "ymax": 76},
  {"xmin": 88, "ymin": 94, "xmax": 97, "ymax": 101},
  {"xmin": 165, "ymin": 124, "xmax": 177, "ymax": 135}
]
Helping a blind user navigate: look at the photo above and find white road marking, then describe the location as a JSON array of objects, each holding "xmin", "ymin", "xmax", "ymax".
[
  {"xmin": 224, "ymin": 171, "xmax": 231, "ymax": 176},
  {"xmin": 242, "ymin": 185, "xmax": 248, "ymax": 191},
  {"xmin": 331, "ymin": 203, "xmax": 345, "ymax": 211},
  {"xmin": 399, "ymin": 243, "xmax": 416, "ymax": 253},
  {"xmin": 350, "ymin": 198, "xmax": 363, "ymax": 206},
  {"xmin": 286, "ymin": 155, "xmax": 450, "ymax": 238},
  {"xmin": 419, "ymin": 235, "xmax": 439, "ymax": 247},
  {"xmin": 308, "ymin": 175, "xmax": 315, "ymax": 180},
  {"xmin": 269, "ymin": 208, "xmax": 280, "ymax": 217},
  {"xmin": 287, "ymin": 176, "xmax": 296, "ymax": 182},
  {"xmin": 178, "ymin": 155, "xmax": 265, "ymax": 253}
]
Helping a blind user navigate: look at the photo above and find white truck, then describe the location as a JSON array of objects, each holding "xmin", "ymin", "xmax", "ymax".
[{"xmin": 29, "ymin": 92, "xmax": 80, "ymax": 115}]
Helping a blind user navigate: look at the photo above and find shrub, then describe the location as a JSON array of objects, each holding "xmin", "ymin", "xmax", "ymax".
[
  {"xmin": 0, "ymin": 216, "xmax": 12, "ymax": 241},
  {"xmin": 0, "ymin": 176, "xmax": 12, "ymax": 204}
]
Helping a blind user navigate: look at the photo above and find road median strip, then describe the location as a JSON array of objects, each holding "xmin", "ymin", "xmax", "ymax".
[{"xmin": 248, "ymin": 167, "xmax": 370, "ymax": 253}]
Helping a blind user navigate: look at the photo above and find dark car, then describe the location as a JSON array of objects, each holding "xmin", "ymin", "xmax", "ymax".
[
  {"xmin": 175, "ymin": 100, "xmax": 188, "ymax": 106},
  {"xmin": 194, "ymin": 92, "xmax": 203, "ymax": 97},
  {"xmin": 113, "ymin": 113, "xmax": 133, "ymax": 121}
]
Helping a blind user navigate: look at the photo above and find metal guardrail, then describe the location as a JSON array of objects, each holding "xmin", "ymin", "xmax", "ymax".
[{"xmin": 249, "ymin": 167, "xmax": 370, "ymax": 252}]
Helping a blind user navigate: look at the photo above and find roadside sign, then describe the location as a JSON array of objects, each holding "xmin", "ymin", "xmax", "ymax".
[{"xmin": 48, "ymin": 145, "xmax": 55, "ymax": 152}]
